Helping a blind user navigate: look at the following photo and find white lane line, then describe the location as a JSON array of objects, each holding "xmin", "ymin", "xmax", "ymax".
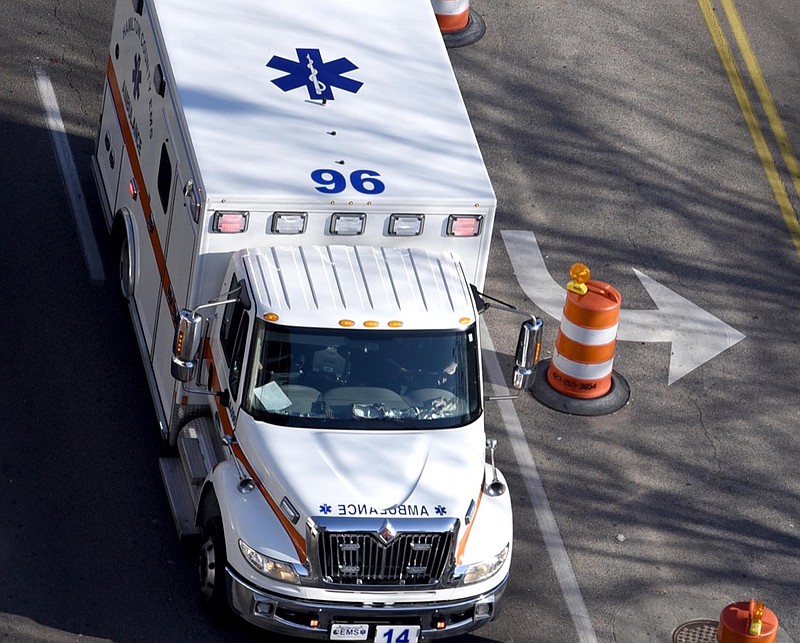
[
  {"xmin": 482, "ymin": 326, "xmax": 598, "ymax": 643},
  {"xmin": 35, "ymin": 70, "xmax": 105, "ymax": 283}
]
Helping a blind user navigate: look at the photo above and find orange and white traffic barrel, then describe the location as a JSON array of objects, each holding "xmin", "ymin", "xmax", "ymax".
[
  {"xmin": 430, "ymin": 0, "xmax": 486, "ymax": 48},
  {"xmin": 532, "ymin": 263, "xmax": 630, "ymax": 416},
  {"xmin": 717, "ymin": 598, "xmax": 778, "ymax": 643},
  {"xmin": 549, "ymin": 270, "xmax": 620, "ymax": 399}
]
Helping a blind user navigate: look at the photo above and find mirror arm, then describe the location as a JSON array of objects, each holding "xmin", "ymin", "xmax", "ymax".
[
  {"xmin": 191, "ymin": 295, "xmax": 239, "ymax": 318},
  {"xmin": 476, "ymin": 288, "xmax": 545, "ymax": 396},
  {"xmin": 485, "ymin": 390, "xmax": 523, "ymax": 401},
  {"xmin": 179, "ymin": 383, "xmax": 229, "ymax": 400},
  {"xmin": 472, "ymin": 285, "xmax": 539, "ymax": 320}
]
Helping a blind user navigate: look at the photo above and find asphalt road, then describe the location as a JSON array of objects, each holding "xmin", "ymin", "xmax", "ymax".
[{"xmin": 1, "ymin": 0, "xmax": 798, "ymax": 642}]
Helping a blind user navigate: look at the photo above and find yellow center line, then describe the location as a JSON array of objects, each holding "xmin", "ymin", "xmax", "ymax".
[
  {"xmin": 721, "ymin": 0, "xmax": 800, "ymax": 201},
  {"xmin": 697, "ymin": 0, "xmax": 800, "ymax": 256}
]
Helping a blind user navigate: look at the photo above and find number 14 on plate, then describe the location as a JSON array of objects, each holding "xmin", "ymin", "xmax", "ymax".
[{"xmin": 375, "ymin": 625, "xmax": 420, "ymax": 643}]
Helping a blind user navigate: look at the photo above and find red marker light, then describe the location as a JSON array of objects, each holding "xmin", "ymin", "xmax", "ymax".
[
  {"xmin": 212, "ymin": 211, "xmax": 249, "ymax": 233},
  {"xmin": 447, "ymin": 215, "xmax": 482, "ymax": 237}
]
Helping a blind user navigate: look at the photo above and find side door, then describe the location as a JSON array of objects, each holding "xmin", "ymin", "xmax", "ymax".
[{"xmin": 213, "ymin": 275, "xmax": 253, "ymax": 433}]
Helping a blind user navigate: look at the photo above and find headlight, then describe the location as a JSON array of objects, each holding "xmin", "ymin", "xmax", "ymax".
[
  {"xmin": 238, "ymin": 540, "xmax": 300, "ymax": 584},
  {"xmin": 461, "ymin": 544, "xmax": 509, "ymax": 585}
]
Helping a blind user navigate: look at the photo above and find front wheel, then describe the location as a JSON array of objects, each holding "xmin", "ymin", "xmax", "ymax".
[{"xmin": 198, "ymin": 515, "xmax": 229, "ymax": 619}]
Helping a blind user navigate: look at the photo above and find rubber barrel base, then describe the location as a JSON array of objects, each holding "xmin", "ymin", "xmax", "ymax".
[
  {"xmin": 531, "ymin": 359, "xmax": 631, "ymax": 416},
  {"xmin": 443, "ymin": 9, "xmax": 487, "ymax": 48}
]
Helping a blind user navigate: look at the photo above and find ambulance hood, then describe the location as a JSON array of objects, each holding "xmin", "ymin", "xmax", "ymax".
[{"xmin": 238, "ymin": 416, "xmax": 486, "ymax": 522}]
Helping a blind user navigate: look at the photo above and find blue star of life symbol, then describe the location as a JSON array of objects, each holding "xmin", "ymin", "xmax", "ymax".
[
  {"xmin": 266, "ymin": 48, "xmax": 363, "ymax": 101},
  {"xmin": 319, "ymin": 503, "xmax": 332, "ymax": 514},
  {"xmin": 435, "ymin": 505, "xmax": 447, "ymax": 516},
  {"xmin": 132, "ymin": 53, "xmax": 142, "ymax": 100}
]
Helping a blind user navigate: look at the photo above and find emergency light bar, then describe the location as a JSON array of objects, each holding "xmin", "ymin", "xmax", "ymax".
[{"xmin": 447, "ymin": 215, "xmax": 483, "ymax": 237}]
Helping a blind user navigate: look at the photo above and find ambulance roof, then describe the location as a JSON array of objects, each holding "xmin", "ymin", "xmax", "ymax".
[
  {"xmin": 242, "ymin": 246, "xmax": 476, "ymax": 331},
  {"xmin": 153, "ymin": 0, "xmax": 495, "ymax": 207}
]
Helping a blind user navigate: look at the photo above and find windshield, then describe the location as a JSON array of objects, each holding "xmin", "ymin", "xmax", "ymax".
[{"xmin": 242, "ymin": 321, "xmax": 481, "ymax": 429}]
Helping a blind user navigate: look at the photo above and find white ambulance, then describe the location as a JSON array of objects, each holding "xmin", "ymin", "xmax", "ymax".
[{"xmin": 91, "ymin": 0, "xmax": 543, "ymax": 639}]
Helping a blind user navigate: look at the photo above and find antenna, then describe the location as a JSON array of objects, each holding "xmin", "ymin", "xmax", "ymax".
[
  {"xmin": 485, "ymin": 438, "xmax": 506, "ymax": 496},
  {"xmin": 222, "ymin": 434, "xmax": 255, "ymax": 493}
]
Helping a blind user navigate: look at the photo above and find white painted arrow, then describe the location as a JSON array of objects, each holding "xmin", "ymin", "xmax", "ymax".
[{"xmin": 500, "ymin": 230, "xmax": 746, "ymax": 385}]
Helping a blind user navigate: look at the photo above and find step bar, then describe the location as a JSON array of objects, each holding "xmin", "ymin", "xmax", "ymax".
[{"xmin": 159, "ymin": 416, "xmax": 225, "ymax": 539}]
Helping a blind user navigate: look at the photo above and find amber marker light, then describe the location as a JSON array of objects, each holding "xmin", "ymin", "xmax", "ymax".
[
  {"xmin": 387, "ymin": 320, "xmax": 404, "ymax": 328},
  {"xmin": 566, "ymin": 262, "xmax": 590, "ymax": 295},
  {"xmin": 339, "ymin": 319, "xmax": 355, "ymax": 327},
  {"xmin": 264, "ymin": 313, "xmax": 279, "ymax": 322},
  {"xmin": 459, "ymin": 317, "xmax": 472, "ymax": 325},
  {"xmin": 363, "ymin": 320, "xmax": 379, "ymax": 328}
]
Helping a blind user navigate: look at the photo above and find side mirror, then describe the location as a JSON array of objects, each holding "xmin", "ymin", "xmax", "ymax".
[
  {"xmin": 511, "ymin": 317, "xmax": 543, "ymax": 390},
  {"xmin": 171, "ymin": 309, "xmax": 203, "ymax": 382}
]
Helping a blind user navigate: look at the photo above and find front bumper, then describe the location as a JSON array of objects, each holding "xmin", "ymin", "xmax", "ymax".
[{"xmin": 226, "ymin": 566, "xmax": 508, "ymax": 640}]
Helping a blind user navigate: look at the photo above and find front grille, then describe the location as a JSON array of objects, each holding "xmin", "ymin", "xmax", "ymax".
[{"xmin": 319, "ymin": 530, "xmax": 454, "ymax": 586}]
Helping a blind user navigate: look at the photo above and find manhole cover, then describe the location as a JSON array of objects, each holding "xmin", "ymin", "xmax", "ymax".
[{"xmin": 673, "ymin": 619, "xmax": 719, "ymax": 643}]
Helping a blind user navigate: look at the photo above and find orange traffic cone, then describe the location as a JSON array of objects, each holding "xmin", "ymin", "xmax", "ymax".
[
  {"xmin": 532, "ymin": 263, "xmax": 630, "ymax": 416},
  {"xmin": 431, "ymin": 0, "xmax": 486, "ymax": 48},
  {"xmin": 717, "ymin": 598, "xmax": 778, "ymax": 643}
]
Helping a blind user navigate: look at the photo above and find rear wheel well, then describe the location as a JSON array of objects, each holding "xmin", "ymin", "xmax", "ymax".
[
  {"xmin": 111, "ymin": 212, "xmax": 126, "ymax": 248},
  {"xmin": 111, "ymin": 209, "xmax": 135, "ymax": 300}
]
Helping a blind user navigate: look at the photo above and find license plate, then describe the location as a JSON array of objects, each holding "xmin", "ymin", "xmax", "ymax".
[
  {"xmin": 374, "ymin": 625, "xmax": 421, "ymax": 643},
  {"xmin": 330, "ymin": 623, "xmax": 369, "ymax": 641}
]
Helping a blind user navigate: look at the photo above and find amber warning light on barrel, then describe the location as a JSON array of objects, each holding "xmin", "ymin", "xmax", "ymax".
[{"xmin": 566, "ymin": 262, "xmax": 590, "ymax": 295}]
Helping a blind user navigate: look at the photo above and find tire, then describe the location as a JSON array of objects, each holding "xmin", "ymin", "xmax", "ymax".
[{"xmin": 198, "ymin": 515, "xmax": 229, "ymax": 619}]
